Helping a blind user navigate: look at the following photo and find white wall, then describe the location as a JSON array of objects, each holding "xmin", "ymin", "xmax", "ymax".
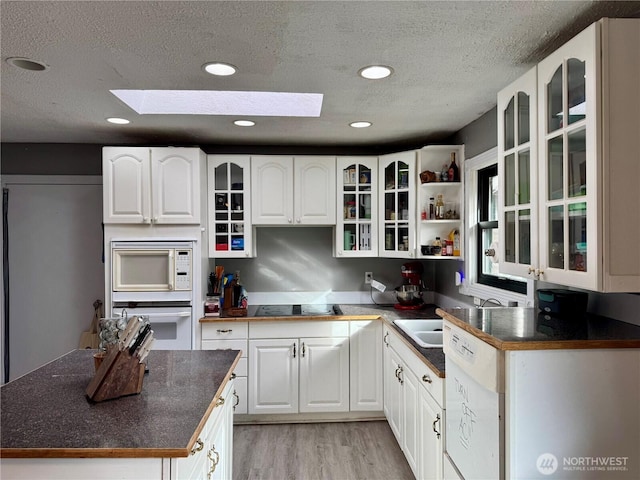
[{"xmin": 3, "ymin": 176, "xmax": 104, "ymax": 380}]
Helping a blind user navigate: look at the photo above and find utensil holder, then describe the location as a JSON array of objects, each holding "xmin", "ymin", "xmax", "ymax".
[{"xmin": 86, "ymin": 347, "xmax": 145, "ymax": 402}]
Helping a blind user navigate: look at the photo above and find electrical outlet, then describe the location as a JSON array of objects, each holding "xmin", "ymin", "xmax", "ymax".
[{"xmin": 364, "ymin": 272, "xmax": 373, "ymax": 284}]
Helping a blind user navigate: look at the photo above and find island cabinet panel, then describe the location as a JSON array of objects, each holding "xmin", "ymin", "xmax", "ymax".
[{"xmin": 0, "ymin": 458, "xmax": 165, "ymax": 480}]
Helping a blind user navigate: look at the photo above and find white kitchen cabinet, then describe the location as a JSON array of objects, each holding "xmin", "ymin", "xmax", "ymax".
[
  {"xmin": 249, "ymin": 338, "xmax": 299, "ymax": 414},
  {"xmin": 103, "ymin": 147, "xmax": 204, "ymax": 225},
  {"xmin": 419, "ymin": 382, "xmax": 443, "ymax": 480},
  {"xmin": 349, "ymin": 320, "xmax": 383, "ymax": 411},
  {"xmin": 251, "ymin": 156, "xmax": 336, "ymax": 225},
  {"xmin": 535, "ymin": 18, "xmax": 640, "ymax": 292},
  {"xmin": 379, "ymin": 151, "xmax": 417, "ymax": 258},
  {"xmin": 336, "ymin": 156, "xmax": 378, "ymax": 257},
  {"xmin": 207, "ymin": 155, "xmax": 253, "ymax": 258},
  {"xmin": 498, "ymin": 66, "xmax": 538, "ymax": 278},
  {"xmin": 383, "ymin": 324, "xmax": 445, "ymax": 480},
  {"xmin": 248, "ymin": 336, "xmax": 349, "ymax": 415},
  {"xmin": 175, "ymin": 379, "xmax": 234, "ymax": 480},
  {"xmin": 417, "ymin": 145, "xmax": 465, "ymax": 260},
  {"xmin": 201, "ymin": 322, "xmax": 248, "ymax": 415}
]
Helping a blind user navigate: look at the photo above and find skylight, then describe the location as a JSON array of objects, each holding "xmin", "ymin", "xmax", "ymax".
[{"xmin": 110, "ymin": 90, "xmax": 323, "ymax": 117}]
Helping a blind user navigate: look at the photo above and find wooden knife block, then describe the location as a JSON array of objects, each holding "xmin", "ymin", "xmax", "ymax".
[{"xmin": 86, "ymin": 347, "xmax": 145, "ymax": 402}]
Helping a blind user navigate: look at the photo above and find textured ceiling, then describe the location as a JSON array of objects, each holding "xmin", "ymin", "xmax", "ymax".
[{"xmin": 2, "ymin": 1, "xmax": 640, "ymax": 150}]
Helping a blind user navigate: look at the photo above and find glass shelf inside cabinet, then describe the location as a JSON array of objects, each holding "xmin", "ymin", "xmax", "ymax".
[
  {"xmin": 214, "ymin": 162, "xmax": 246, "ymax": 252},
  {"xmin": 341, "ymin": 164, "xmax": 373, "ymax": 252}
]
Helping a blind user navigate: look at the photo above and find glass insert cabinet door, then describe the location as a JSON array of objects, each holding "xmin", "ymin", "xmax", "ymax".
[
  {"xmin": 378, "ymin": 151, "xmax": 416, "ymax": 258},
  {"xmin": 336, "ymin": 157, "xmax": 378, "ymax": 257},
  {"xmin": 207, "ymin": 156, "xmax": 252, "ymax": 258},
  {"xmin": 537, "ymin": 22, "xmax": 596, "ymax": 289},
  {"xmin": 497, "ymin": 66, "xmax": 538, "ymax": 278}
]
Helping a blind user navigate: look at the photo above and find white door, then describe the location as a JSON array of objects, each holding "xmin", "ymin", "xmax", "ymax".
[
  {"xmin": 402, "ymin": 366, "xmax": 420, "ymax": 478},
  {"xmin": 299, "ymin": 337, "xmax": 349, "ymax": 413},
  {"xmin": 248, "ymin": 339, "xmax": 298, "ymax": 414},
  {"xmin": 349, "ymin": 320, "xmax": 383, "ymax": 411},
  {"xmin": 151, "ymin": 148, "xmax": 202, "ymax": 224},
  {"xmin": 420, "ymin": 386, "xmax": 444, "ymax": 480},
  {"xmin": 294, "ymin": 156, "xmax": 336, "ymax": 225},
  {"xmin": 251, "ymin": 156, "xmax": 294, "ymax": 224},
  {"xmin": 103, "ymin": 147, "xmax": 150, "ymax": 224},
  {"xmin": 384, "ymin": 344, "xmax": 403, "ymax": 443}
]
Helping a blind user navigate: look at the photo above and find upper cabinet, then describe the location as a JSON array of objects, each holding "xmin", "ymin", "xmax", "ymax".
[
  {"xmin": 417, "ymin": 145, "xmax": 465, "ymax": 260},
  {"xmin": 208, "ymin": 155, "xmax": 253, "ymax": 258},
  {"xmin": 498, "ymin": 67, "xmax": 538, "ymax": 278},
  {"xmin": 536, "ymin": 18, "xmax": 640, "ymax": 292},
  {"xmin": 103, "ymin": 147, "xmax": 204, "ymax": 225},
  {"xmin": 251, "ymin": 156, "xmax": 336, "ymax": 225},
  {"xmin": 336, "ymin": 157, "xmax": 378, "ymax": 257},
  {"xmin": 498, "ymin": 19, "xmax": 640, "ymax": 292},
  {"xmin": 379, "ymin": 151, "xmax": 417, "ymax": 258}
]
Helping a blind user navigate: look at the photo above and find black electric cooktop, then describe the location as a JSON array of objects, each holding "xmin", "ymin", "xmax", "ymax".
[{"xmin": 254, "ymin": 304, "xmax": 343, "ymax": 317}]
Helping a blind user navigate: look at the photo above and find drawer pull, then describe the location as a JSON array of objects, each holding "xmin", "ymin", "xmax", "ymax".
[
  {"xmin": 216, "ymin": 396, "xmax": 225, "ymax": 407},
  {"xmin": 217, "ymin": 329, "xmax": 233, "ymax": 334},
  {"xmin": 190, "ymin": 438, "xmax": 204, "ymax": 455},
  {"xmin": 422, "ymin": 374, "xmax": 433, "ymax": 384}
]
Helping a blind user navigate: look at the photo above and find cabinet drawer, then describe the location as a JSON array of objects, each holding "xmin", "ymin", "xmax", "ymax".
[
  {"xmin": 234, "ymin": 357, "xmax": 247, "ymax": 377},
  {"xmin": 249, "ymin": 321, "xmax": 349, "ymax": 339},
  {"xmin": 202, "ymin": 322, "xmax": 248, "ymax": 340},
  {"xmin": 201, "ymin": 339, "xmax": 247, "ymax": 357}
]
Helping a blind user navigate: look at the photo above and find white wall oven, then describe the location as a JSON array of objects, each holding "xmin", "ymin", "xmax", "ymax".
[{"xmin": 111, "ymin": 240, "xmax": 195, "ymax": 349}]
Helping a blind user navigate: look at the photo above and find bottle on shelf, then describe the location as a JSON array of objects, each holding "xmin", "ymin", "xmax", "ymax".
[
  {"xmin": 441, "ymin": 164, "xmax": 449, "ymax": 182},
  {"xmin": 448, "ymin": 152, "xmax": 460, "ymax": 182},
  {"xmin": 435, "ymin": 194, "xmax": 445, "ymax": 220},
  {"xmin": 434, "ymin": 237, "xmax": 442, "ymax": 256},
  {"xmin": 429, "ymin": 197, "xmax": 435, "ymax": 219},
  {"xmin": 453, "ymin": 230, "xmax": 460, "ymax": 257},
  {"xmin": 421, "ymin": 204, "xmax": 427, "ymax": 220}
]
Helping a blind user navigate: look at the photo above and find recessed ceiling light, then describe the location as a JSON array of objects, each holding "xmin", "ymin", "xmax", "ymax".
[
  {"xmin": 203, "ymin": 62, "xmax": 237, "ymax": 76},
  {"xmin": 350, "ymin": 121, "xmax": 372, "ymax": 128},
  {"xmin": 234, "ymin": 120, "xmax": 255, "ymax": 127},
  {"xmin": 6, "ymin": 57, "xmax": 48, "ymax": 71},
  {"xmin": 358, "ymin": 65, "xmax": 393, "ymax": 80},
  {"xmin": 106, "ymin": 117, "xmax": 130, "ymax": 125},
  {"xmin": 110, "ymin": 90, "xmax": 323, "ymax": 117}
]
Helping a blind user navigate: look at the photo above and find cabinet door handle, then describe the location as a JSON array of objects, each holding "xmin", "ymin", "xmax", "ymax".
[
  {"xmin": 207, "ymin": 445, "xmax": 220, "ymax": 479},
  {"xmin": 217, "ymin": 329, "xmax": 233, "ymax": 334},
  {"xmin": 301, "ymin": 342, "xmax": 306, "ymax": 358},
  {"xmin": 397, "ymin": 365, "xmax": 404, "ymax": 385},
  {"xmin": 190, "ymin": 438, "xmax": 204, "ymax": 455},
  {"xmin": 293, "ymin": 343, "xmax": 297, "ymax": 358},
  {"xmin": 383, "ymin": 332, "xmax": 389, "ymax": 347},
  {"xmin": 288, "ymin": 218, "xmax": 292, "ymax": 223},
  {"xmin": 230, "ymin": 372, "xmax": 237, "ymax": 379},
  {"xmin": 216, "ymin": 396, "xmax": 225, "ymax": 407},
  {"xmin": 395, "ymin": 366, "xmax": 400, "ymax": 380},
  {"xmin": 433, "ymin": 413, "xmax": 441, "ymax": 439},
  {"xmin": 422, "ymin": 374, "xmax": 432, "ymax": 384},
  {"xmin": 233, "ymin": 389, "xmax": 239, "ymax": 410}
]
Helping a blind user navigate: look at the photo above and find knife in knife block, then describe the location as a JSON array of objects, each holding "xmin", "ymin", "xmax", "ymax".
[{"xmin": 86, "ymin": 348, "xmax": 146, "ymax": 402}]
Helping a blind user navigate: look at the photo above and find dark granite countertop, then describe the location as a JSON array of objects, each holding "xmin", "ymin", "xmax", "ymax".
[
  {"xmin": 437, "ymin": 307, "xmax": 640, "ymax": 351},
  {"xmin": 1, "ymin": 349, "xmax": 240, "ymax": 458}
]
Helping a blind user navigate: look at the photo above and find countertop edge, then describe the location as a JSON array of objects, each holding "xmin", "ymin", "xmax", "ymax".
[
  {"xmin": 200, "ymin": 314, "xmax": 383, "ymax": 322},
  {"xmin": 435, "ymin": 308, "xmax": 640, "ymax": 350}
]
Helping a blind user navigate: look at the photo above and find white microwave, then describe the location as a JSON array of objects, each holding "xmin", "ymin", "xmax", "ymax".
[{"xmin": 112, "ymin": 241, "xmax": 193, "ymax": 296}]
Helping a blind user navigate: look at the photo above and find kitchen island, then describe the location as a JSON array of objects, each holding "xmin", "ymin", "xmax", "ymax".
[{"xmin": 1, "ymin": 349, "xmax": 240, "ymax": 480}]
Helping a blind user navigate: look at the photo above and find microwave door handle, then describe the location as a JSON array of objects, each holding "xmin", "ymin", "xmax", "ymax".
[
  {"xmin": 167, "ymin": 250, "xmax": 175, "ymax": 291},
  {"xmin": 134, "ymin": 311, "xmax": 191, "ymax": 320}
]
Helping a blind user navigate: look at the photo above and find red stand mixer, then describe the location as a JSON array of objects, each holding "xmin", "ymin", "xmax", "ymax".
[{"xmin": 394, "ymin": 262, "xmax": 425, "ymax": 310}]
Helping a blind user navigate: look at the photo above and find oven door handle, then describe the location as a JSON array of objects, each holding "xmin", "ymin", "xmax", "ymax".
[{"xmin": 127, "ymin": 311, "xmax": 191, "ymax": 318}]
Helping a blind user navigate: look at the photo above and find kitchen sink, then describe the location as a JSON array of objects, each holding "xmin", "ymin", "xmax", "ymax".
[{"xmin": 393, "ymin": 319, "xmax": 443, "ymax": 348}]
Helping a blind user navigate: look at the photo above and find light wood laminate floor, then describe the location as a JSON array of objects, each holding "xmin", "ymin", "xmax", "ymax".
[{"xmin": 233, "ymin": 420, "xmax": 414, "ymax": 480}]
